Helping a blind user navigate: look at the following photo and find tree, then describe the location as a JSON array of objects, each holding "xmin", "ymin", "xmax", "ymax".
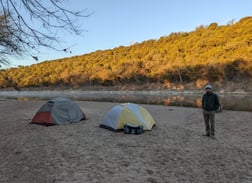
[{"xmin": 0, "ymin": 0, "xmax": 90, "ymax": 65}]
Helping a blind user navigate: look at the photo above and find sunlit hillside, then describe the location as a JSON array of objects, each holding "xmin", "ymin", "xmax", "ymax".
[{"xmin": 1, "ymin": 16, "xmax": 252, "ymax": 90}]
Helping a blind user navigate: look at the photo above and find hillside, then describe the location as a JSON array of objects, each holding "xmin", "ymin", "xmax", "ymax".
[{"xmin": 0, "ymin": 16, "xmax": 252, "ymax": 91}]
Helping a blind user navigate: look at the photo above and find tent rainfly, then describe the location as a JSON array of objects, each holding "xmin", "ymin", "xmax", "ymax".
[
  {"xmin": 100, "ymin": 102, "xmax": 156, "ymax": 131},
  {"xmin": 31, "ymin": 97, "xmax": 86, "ymax": 125}
]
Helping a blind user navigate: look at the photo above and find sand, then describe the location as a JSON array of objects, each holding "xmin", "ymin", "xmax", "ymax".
[{"xmin": 0, "ymin": 99, "xmax": 251, "ymax": 183}]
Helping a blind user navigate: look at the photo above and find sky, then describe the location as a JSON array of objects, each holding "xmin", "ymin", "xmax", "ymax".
[{"xmin": 5, "ymin": 0, "xmax": 252, "ymax": 68}]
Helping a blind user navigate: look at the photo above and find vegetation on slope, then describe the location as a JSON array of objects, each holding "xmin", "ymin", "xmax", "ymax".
[{"xmin": 1, "ymin": 16, "xmax": 252, "ymax": 90}]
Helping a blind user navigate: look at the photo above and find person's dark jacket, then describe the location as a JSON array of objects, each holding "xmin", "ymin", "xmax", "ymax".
[{"xmin": 202, "ymin": 92, "xmax": 220, "ymax": 111}]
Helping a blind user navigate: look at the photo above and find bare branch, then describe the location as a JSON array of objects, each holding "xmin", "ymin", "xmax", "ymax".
[{"xmin": 0, "ymin": 0, "xmax": 90, "ymax": 65}]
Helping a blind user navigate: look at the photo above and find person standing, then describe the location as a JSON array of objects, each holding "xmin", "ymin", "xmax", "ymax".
[{"xmin": 202, "ymin": 84, "xmax": 220, "ymax": 137}]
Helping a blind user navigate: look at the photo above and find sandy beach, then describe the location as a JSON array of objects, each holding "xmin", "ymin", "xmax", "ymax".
[{"xmin": 0, "ymin": 99, "xmax": 251, "ymax": 183}]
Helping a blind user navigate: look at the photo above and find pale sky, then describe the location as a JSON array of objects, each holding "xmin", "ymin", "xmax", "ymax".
[{"xmin": 5, "ymin": 0, "xmax": 252, "ymax": 68}]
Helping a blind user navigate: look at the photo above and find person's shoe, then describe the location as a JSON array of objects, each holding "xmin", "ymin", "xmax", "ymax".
[{"xmin": 203, "ymin": 133, "xmax": 210, "ymax": 137}]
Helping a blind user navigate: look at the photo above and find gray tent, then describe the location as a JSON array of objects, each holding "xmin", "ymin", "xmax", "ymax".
[{"xmin": 31, "ymin": 97, "xmax": 86, "ymax": 125}]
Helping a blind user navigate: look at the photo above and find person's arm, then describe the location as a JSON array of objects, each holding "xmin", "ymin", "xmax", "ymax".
[
  {"xmin": 202, "ymin": 95, "xmax": 205, "ymax": 109},
  {"xmin": 216, "ymin": 94, "xmax": 220, "ymax": 105},
  {"xmin": 215, "ymin": 94, "xmax": 221, "ymax": 110}
]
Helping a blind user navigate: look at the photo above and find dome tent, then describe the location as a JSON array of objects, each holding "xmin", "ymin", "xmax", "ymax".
[
  {"xmin": 31, "ymin": 97, "xmax": 86, "ymax": 126},
  {"xmin": 100, "ymin": 103, "xmax": 156, "ymax": 131}
]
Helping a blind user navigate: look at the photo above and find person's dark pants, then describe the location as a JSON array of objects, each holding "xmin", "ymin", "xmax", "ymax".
[{"xmin": 203, "ymin": 110, "xmax": 215, "ymax": 136}]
